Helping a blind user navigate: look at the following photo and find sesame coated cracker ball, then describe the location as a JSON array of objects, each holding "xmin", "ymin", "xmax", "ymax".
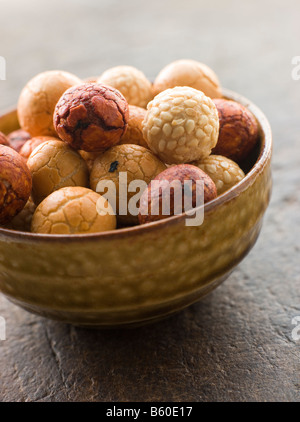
[
  {"xmin": 19, "ymin": 136, "xmax": 59, "ymax": 160},
  {"xmin": 18, "ymin": 71, "xmax": 82, "ymax": 137},
  {"xmin": 53, "ymin": 83, "xmax": 129, "ymax": 152},
  {"xmin": 119, "ymin": 105, "xmax": 148, "ymax": 148},
  {"xmin": 153, "ymin": 59, "xmax": 222, "ymax": 99},
  {"xmin": 98, "ymin": 66, "xmax": 153, "ymax": 108},
  {"xmin": 27, "ymin": 140, "xmax": 89, "ymax": 205},
  {"xmin": 31, "ymin": 187, "xmax": 116, "ymax": 235},
  {"xmin": 0, "ymin": 145, "xmax": 32, "ymax": 224},
  {"xmin": 90, "ymin": 144, "xmax": 167, "ymax": 225},
  {"xmin": 143, "ymin": 86, "xmax": 219, "ymax": 164},
  {"xmin": 194, "ymin": 155, "xmax": 245, "ymax": 195}
]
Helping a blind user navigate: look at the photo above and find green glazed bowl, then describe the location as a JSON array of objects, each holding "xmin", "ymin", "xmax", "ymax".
[{"xmin": 0, "ymin": 89, "xmax": 272, "ymax": 328}]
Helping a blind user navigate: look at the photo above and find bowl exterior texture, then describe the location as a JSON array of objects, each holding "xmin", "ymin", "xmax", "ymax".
[{"xmin": 0, "ymin": 91, "xmax": 272, "ymax": 327}]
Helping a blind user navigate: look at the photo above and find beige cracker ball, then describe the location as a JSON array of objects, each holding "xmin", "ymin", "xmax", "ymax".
[
  {"xmin": 119, "ymin": 105, "xmax": 148, "ymax": 148},
  {"xmin": 98, "ymin": 66, "xmax": 153, "ymax": 108},
  {"xmin": 27, "ymin": 140, "xmax": 89, "ymax": 205},
  {"xmin": 153, "ymin": 59, "xmax": 222, "ymax": 99},
  {"xmin": 90, "ymin": 144, "xmax": 166, "ymax": 226},
  {"xmin": 18, "ymin": 70, "xmax": 81, "ymax": 137},
  {"xmin": 31, "ymin": 187, "xmax": 116, "ymax": 234},
  {"xmin": 194, "ymin": 155, "xmax": 245, "ymax": 195},
  {"xmin": 143, "ymin": 86, "xmax": 219, "ymax": 164}
]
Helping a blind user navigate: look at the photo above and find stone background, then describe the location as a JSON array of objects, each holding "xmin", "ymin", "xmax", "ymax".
[{"xmin": 0, "ymin": 0, "xmax": 299, "ymax": 402}]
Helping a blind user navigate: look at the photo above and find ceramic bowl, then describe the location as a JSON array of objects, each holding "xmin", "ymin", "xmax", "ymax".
[{"xmin": 0, "ymin": 89, "xmax": 272, "ymax": 328}]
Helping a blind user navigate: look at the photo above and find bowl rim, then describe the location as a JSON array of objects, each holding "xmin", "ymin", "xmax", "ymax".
[{"xmin": 0, "ymin": 88, "xmax": 272, "ymax": 242}]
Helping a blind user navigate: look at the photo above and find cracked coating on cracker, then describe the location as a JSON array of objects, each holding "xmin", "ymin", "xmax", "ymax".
[
  {"xmin": 53, "ymin": 83, "xmax": 129, "ymax": 152},
  {"xmin": 90, "ymin": 144, "xmax": 166, "ymax": 225},
  {"xmin": 138, "ymin": 164, "xmax": 217, "ymax": 225},
  {"xmin": 153, "ymin": 59, "xmax": 222, "ymax": 99},
  {"xmin": 0, "ymin": 145, "xmax": 32, "ymax": 224},
  {"xmin": 17, "ymin": 71, "xmax": 81, "ymax": 137},
  {"xmin": 31, "ymin": 186, "xmax": 116, "ymax": 234},
  {"xmin": 27, "ymin": 140, "xmax": 89, "ymax": 205},
  {"xmin": 194, "ymin": 154, "xmax": 245, "ymax": 195},
  {"xmin": 212, "ymin": 99, "xmax": 259, "ymax": 161},
  {"xmin": 98, "ymin": 66, "xmax": 153, "ymax": 108},
  {"xmin": 20, "ymin": 136, "xmax": 59, "ymax": 160},
  {"xmin": 143, "ymin": 86, "xmax": 219, "ymax": 164}
]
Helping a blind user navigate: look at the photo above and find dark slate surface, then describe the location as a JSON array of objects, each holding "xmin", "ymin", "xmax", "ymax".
[{"xmin": 0, "ymin": 0, "xmax": 299, "ymax": 402}]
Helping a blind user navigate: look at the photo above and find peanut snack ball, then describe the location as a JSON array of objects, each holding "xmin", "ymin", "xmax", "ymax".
[
  {"xmin": 212, "ymin": 99, "xmax": 259, "ymax": 162},
  {"xmin": 53, "ymin": 83, "xmax": 129, "ymax": 152},
  {"xmin": 153, "ymin": 59, "xmax": 222, "ymax": 99},
  {"xmin": 0, "ymin": 132, "xmax": 9, "ymax": 146},
  {"xmin": 98, "ymin": 66, "xmax": 153, "ymax": 108},
  {"xmin": 27, "ymin": 140, "xmax": 89, "ymax": 204},
  {"xmin": 0, "ymin": 145, "xmax": 32, "ymax": 224},
  {"xmin": 31, "ymin": 187, "xmax": 116, "ymax": 235},
  {"xmin": 4, "ymin": 198, "xmax": 36, "ymax": 232},
  {"xmin": 20, "ymin": 136, "xmax": 59, "ymax": 160},
  {"xmin": 18, "ymin": 70, "xmax": 81, "ymax": 137},
  {"xmin": 90, "ymin": 144, "xmax": 166, "ymax": 225},
  {"xmin": 194, "ymin": 155, "xmax": 245, "ymax": 195},
  {"xmin": 119, "ymin": 105, "xmax": 148, "ymax": 148},
  {"xmin": 7, "ymin": 129, "xmax": 31, "ymax": 152},
  {"xmin": 138, "ymin": 164, "xmax": 217, "ymax": 225},
  {"xmin": 79, "ymin": 151, "xmax": 102, "ymax": 172},
  {"xmin": 143, "ymin": 86, "xmax": 219, "ymax": 164}
]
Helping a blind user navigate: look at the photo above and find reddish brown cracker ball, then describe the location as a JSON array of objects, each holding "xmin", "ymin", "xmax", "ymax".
[
  {"xmin": 53, "ymin": 83, "xmax": 129, "ymax": 152},
  {"xmin": 7, "ymin": 129, "xmax": 31, "ymax": 152},
  {"xmin": 212, "ymin": 99, "xmax": 259, "ymax": 162},
  {"xmin": 0, "ymin": 132, "xmax": 9, "ymax": 146},
  {"xmin": 138, "ymin": 164, "xmax": 217, "ymax": 225},
  {"xmin": 20, "ymin": 136, "xmax": 59, "ymax": 160},
  {"xmin": 0, "ymin": 145, "xmax": 32, "ymax": 224}
]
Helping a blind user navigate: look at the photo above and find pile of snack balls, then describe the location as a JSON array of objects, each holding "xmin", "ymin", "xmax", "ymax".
[{"xmin": 0, "ymin": 59, "xmax": 259, "ymax": 234}]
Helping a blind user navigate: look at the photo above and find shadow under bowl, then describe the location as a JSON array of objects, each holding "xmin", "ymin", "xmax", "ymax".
[{"xmin": 0, "ymin": 89, "xmax": 272, "ymax": 328}]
